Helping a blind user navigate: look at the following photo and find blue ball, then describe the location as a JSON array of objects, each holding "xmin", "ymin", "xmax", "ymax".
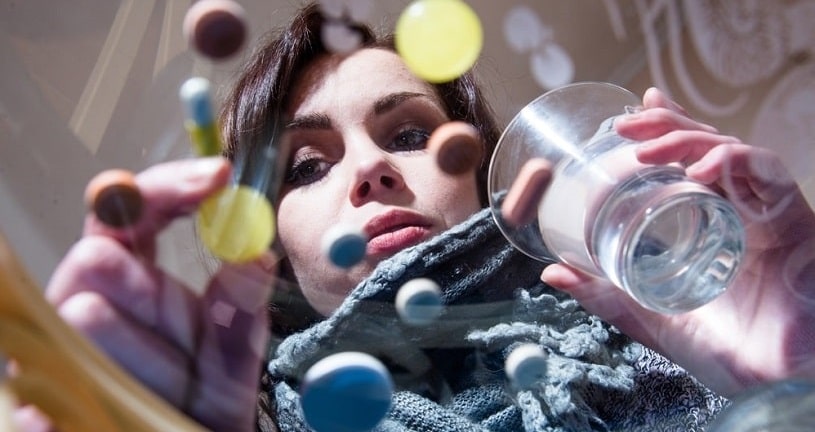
[
  {"xmin": 179, "ymin": 77, "xmax": 215, "ymax": 125},
  {"xmin": 396, "ymin": 278, "xmax": 443, "ymax": 326},
  {"xmin": 301, "ymin": 352, "xmax": 393, "ymax": 432},
  {"xmin": 324, "ymin": 228, "xmax": 367, "ymax": 268}
]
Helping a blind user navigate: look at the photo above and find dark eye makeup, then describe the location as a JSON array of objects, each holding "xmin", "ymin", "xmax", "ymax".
[
  {"xmin": 284, "ymin": 125, "xmax": 432, "ymax": 188},
  {"xmin": 387, "ymin": 127, "xmax": 431, "ymax": 152},
  {"xmin": 282, "ymin": 94, "xmax": 446, "ymax": 189},
  {"xmin": 284, "ymin": 155, "xmax": 332, "ymax": 187}
]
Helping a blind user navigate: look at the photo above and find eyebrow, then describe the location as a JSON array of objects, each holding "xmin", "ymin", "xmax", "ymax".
[
  {"xmin": 372, "ymin": 91, "xmax": 430, "ymax": 116},
  {"xmin": 285, "ymin": 112, "xmax": 332, "ymax": 130},
  {"xmin": 285, "ymin": 91, "xmax": 434, "ymax": 130}
]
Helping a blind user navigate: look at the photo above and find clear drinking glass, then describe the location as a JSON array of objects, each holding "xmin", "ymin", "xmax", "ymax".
[{"xmin": 488, "ymin": 82, "xmax": 745, "ymax": 314}]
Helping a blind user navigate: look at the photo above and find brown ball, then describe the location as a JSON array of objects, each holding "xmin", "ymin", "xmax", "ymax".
[
  {"xmin": 84, "ymin": 170, "xmax": 144, "ymax": 228},
  {"xmin": 428, "ymin": 121, "xmax": 483, "ymax": 176},
  {"xmin": 500, "ymin": 158, "xmax": 552, "ymax": 227},
  {"xmin": 183, "ymin": 0, "xmax": 247, "ymax": 60}
]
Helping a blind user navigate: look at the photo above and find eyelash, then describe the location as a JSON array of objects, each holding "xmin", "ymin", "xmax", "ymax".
[
  {"xmin": 283, "ymin": 127, "xmax": 432, "ymax": 187},
  {"xmin": 387, "ymin": 127, "xmax": 431, "ymax": 152},
  {"xmin": 284, "ymin": 154, "xmax": 331, "ymax": 187}
]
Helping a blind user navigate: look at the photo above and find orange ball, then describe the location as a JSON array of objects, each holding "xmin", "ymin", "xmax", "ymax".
[{"xmin": 84, "ymin": 169, "xmax": 144, "ymax": 228}]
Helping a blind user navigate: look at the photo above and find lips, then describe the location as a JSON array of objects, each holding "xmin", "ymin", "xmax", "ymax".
[{"xmin": 364, "ymin": 209, "xmax": 433, "ymax": 256}]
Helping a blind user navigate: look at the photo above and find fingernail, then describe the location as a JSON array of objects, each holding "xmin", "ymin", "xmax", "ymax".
[
  {"xmin": 194, "ymin": 157, "xmax": 229, "ymax": 176},
  {"xmin": 684, "ymin": 160, "xmax": 708, "ymax": 179},
  {"xmin": 635, "ymin": 144, "xmax": 649, "ymax": 153},
  {"xmin": 701, "ymin": 123, "xmax": 719, "ymax": 134},
  {"xmin": 540, "ymin": 266, "xmax": 554, "ymax": 284},
  {"xmin": 615, "ymin": 112, "xmax": 640, "ymax": 128}
]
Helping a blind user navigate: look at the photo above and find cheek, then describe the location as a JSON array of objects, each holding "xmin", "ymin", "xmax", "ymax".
[
  {"xmin": 276, "ymin": 192, "xmax": 363, "ymax": 316},
  {"xmin": 411, "ymin": 161, "xmax": 482, "ymax": 218},
  {"xmin": 276, "ymin": 194, "xmax": 325, "ymax": 264},
  {"xmin": 444, "ymin": 177, "xmax": 482, "ymax": 217}
]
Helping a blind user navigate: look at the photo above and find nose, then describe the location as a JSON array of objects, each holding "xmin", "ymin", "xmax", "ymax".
[{"xmin": 349, "ymin": 148, "xmax": 406, "ymax": 207}]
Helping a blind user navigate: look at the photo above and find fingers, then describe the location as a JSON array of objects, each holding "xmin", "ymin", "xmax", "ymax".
[
  {"xmin": 540, "ymin": 264, "xmax": 633, "ymax": 322},
  {"xmin": 615, "ymin": 107, "xmax": 720, "ymax": 142},
  {"xmin": 634, "ymin": 129, "xmax": 741, "ymax": 167},
  {"xmin": 615, "ymin": 87, "xmax": 718, "ymax": 142},
  {"xmin": 46, "ymin": 238, "xmax": 198, "ymax": 407},
  {"xmin": 641, "ymin": 86, "xmax": 689, "ymax": 115},
  {"xmin": 50, "ymin": 156, "xmax": 274, "ymax": 430},
  {"xmin": 46, "ymin": 237, "xmax": 202, "ymax": 409},
  {"xmin": 56, "ymin": 291, "xmax": 192, "ymax": 407},
  {"xmin": 686, "ymin": 144, "xmax": 799, "ymax": 202},
  {"xmin": 47, "ymin": 220, "xmax": 278, "ymax": 431},
  {"xmin": 84, "ymin": 157, "xmax": 232, "ymax": 259},
  {"xmin": 53, "ymin": 157, "xmax": 233, "ymax": 360},
  {"xmin": 47, "ymin": 236, "xmax": 156, "ymax": 311},
  {"xmin": 615, "ymin": 88, "xmax": 802, "ymax": 215},
  {"xmin": 637, "ymin": 136, "xmax": 801, "ymax": 210},
  {"xmin": 617, "ymin": 87, "xmax": 729, "ymax": 168},
  {"xmin": 199, "ymin": 252, "xmax": 277, "ymax": 381},
  {"xmin": 46, "ymin": 236, "xmax": 202, "ymax": 355},
  {"xmin": 187, "ymin": 252, "xmax": 278, "ymax": 431},
  {"xmin": 540, "ymin": 263, "xmax": 664, "ymax": 348},
  {"xmin": 686, "ymin": 144, "xmax": 812, "ymax": 231}
]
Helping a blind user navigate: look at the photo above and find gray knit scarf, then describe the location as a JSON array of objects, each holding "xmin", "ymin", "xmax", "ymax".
[{"xmin": 265, "ymin": 208, "xmax": 727, "ymax": 431}]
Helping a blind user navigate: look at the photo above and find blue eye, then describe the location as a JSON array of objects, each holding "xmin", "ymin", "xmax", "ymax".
[
  {"xmin": 285, "ymin": 157, "xmax": 331, "ymax": 187},
  {"xmin": 389, "ymin": 128, "xmax": 430, "ymax": 152}
]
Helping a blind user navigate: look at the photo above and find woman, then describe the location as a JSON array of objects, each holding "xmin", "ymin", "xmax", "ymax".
[{"xmin": 29, "ymin": 3, "xmax": 815, "ymax": 432}]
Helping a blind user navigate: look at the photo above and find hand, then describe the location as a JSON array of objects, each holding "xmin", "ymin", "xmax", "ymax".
[
  {"xmin": 541, "ymin": 88, "xmax": 815, "ymax": 396},
  {"xmin": 33, "ymin": 157, "xmax": 275, "ymax": 431}
]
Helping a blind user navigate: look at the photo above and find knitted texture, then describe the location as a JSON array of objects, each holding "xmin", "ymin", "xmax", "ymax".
[{"xmin": 266, "ymin": 208, "xmax": 727, "ymax": 431}]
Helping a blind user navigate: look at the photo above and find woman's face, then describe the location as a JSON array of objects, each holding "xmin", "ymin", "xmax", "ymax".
[{"xmin": 277, "ymin": 48, "xmax": 482, "ymax": 315}]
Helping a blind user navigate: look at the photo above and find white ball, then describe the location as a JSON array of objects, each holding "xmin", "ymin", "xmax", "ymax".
[
  {"xmin": 530, "ymin": 43, "xmax": 574, "ymax": 90},
  {"xmin": 395, "ymin": 278, "xmax": 443, "ymax": 326},
  {"xmin": 503, "ymin": 5, "xmax": 547, "ymax": 54},
  {"xmin": 505, "ymin": 343, "xmax": 548, "ymax": 389}
]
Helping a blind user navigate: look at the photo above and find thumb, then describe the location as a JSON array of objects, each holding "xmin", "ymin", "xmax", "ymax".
[
  {"xmin": 84, "ymin": 157, "xmax": 232, "ymax": 259},
  {"xmin": 541, "ymin": 263, "xmax": 664, "ymax": 347}
]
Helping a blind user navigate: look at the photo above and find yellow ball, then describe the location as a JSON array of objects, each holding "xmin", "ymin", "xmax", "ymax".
[
  {"xmin": 197, "ymin": 185, "xmax": 275, "ymax": 262},
  {"xmin": 395, "ymin": 0, "xmax": 483, "ymax": 83}
]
